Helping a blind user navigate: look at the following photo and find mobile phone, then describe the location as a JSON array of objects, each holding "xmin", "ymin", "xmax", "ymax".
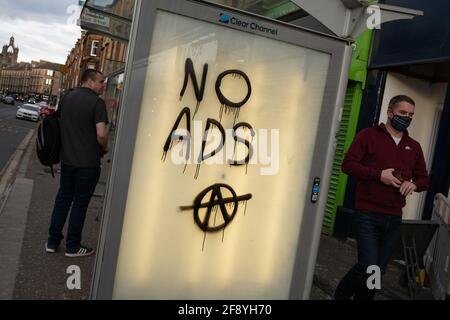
[{"xmin": 392, "ymin": 170, "xmax": 404, "ymax": 182}]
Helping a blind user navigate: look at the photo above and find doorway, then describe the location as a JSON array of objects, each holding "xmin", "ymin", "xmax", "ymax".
[{"xmin": 379, "ymin": 72, "xmax": 447, "ymax": 219}]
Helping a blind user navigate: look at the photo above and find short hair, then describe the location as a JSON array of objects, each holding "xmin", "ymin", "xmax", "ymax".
[
  {"xmin": 388, "ymin": 95, "xmax": 415, "ymax": 109},
  {"xmin": 81, "ymin": 69, "xmax": 102, "ymax": 83}
]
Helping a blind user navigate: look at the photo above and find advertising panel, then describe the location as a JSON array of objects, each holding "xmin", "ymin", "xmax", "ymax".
[{"xmin": 112, "ymin": 9, "xmax": 331, "ymax": 299}]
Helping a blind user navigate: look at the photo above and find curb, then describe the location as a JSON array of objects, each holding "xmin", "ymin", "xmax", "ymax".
[
  {"xmin": 0, "ymin": 130, "xmax": 36, "ymax": 300},
  {"xmin": 0, "ymin": 130, "xmax": 34, "ymax": 216}
]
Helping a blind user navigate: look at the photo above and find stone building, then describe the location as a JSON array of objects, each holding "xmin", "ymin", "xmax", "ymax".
[
  {"xmin": 0, "ymin": 62, "xmax": 31, "ymax": 95},
  {"xmin": 0, "ymin": 36, "xmax": 19, "ymax": 67},
  {"xmin": 28, "ymin": 60, "xmax": 63, "ymax": 98},
  {"xmin": 0, "ymin": 60, "xmax": 62, "ymax": 100},
  {"xmin": 63, "ymin": 32, "xmax": 103, "ymax": 90}
]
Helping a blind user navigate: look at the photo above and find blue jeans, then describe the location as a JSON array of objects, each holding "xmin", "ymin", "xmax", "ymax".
[
  {"xmin": 334, "ymin": 211, "xmax": 401, "ymax": 300},
  {"xmin": 48, "ymin": 163, "xmax": 100, "ymax": 251}
]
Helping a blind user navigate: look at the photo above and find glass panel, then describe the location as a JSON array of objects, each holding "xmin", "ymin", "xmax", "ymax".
[
  {"xmin": 84, "ymin": 0, "xmax": 135, "ymax": 20},
  {"xmin": 104, "ymin": 72, "xmax": 124, "ymax": 132},
  {"xmin": 113, "ymin": 10, "xmax": 331, "ymax": 299}
]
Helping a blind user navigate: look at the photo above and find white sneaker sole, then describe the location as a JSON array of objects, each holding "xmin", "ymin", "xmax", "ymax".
[
  {"xmin": 65, "ymin": 250, "xmax": 94, "ymax": 257},
  {"xmin": 45, "ymin": 243, "xmax": 57, "ymax": 253}
]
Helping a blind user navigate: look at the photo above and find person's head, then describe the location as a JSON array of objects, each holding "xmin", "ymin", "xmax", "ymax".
[
  {"xmin": 387, "ymin": 95, "xmax": 415, "ymax": 132},
  {"xmin": 81, "ymin": 69, "xmax": 106, "ymax": 95}
]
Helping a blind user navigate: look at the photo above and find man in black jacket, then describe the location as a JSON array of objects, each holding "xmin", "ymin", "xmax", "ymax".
[{"xmin": 46, "ymin": 69, "xmax": 109, "ymax": 257}]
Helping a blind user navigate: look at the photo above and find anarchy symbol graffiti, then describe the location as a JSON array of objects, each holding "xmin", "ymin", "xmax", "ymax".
[{"xmin": 180, "ymin": 183, "xmax": 252, "ymax": 233}]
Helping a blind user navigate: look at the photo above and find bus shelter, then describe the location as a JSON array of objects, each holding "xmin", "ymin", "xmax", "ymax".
[{"xmin": 80, "ymin": 0, "xmax": 420, "ymax": 300}]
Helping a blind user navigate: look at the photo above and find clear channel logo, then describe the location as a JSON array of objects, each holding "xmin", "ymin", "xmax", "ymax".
[
  {"xmin": 218, "ymin": 13, "xmax": 278, "ymax": 35},
  {"xmin": 219, "ymin": 13, "xmax": 230, "ymax": 24}
]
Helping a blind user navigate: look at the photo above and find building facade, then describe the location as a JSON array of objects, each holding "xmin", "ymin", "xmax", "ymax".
[
  {"xmin": 28, "ymin": 61, "xmax": 63, "ymax": 99},
  {"xmin": 99, "ymin": 37, "xmax": 127, "ymax": 78},
  {"xmin": 0, "ymin": 60, "xmax": 62, "ymax": 100},
  {"xmin": 0, "ymin": 35, "xmax": 62, "ymax": 101},
  {"xmin": 63, "ymin": 31, "xmax": 128, "ymax": 128},
  {"xmin": 63, "ymin": 32, "xmax": 104, "ymax": 90},
  {"xmin": 0, "ymin": 62, "xmax": 31, "ymax": 95},
  {"xmin": 63, "ymin": 38, "xmax": 83, "ymax": 90}
]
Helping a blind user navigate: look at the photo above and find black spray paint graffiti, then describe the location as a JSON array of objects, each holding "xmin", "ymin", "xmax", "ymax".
[
  {"xmin": 195, "ymin": 118, "xmax": 225, "ymax": 179},
  {"xmin": 162, "ymin": 113, "xmax": 255, "ymax": 179},
  {"xmin": 163, "ymin": 59, "xmax": 255, "ymax": 246},
  {"xmin": 216, "ymin": 70, "xmax": 252, "ymax": 125},
  {"xmin": 162, "ymin": 107, "xmax": 191, "ymax": 173},
  {"xmin": 179, "ymin": 58, "xmax": 252, "ymax": 124},
  {"xmin": 179, "ymin": 183, "xmax": 252, "ymax": 251},
  {"xmin": 179, "ymin": 58, "xmax": 208, "ymax": 119},
  {"xmin": 229, "ymin": 122, "xmax": 255, "ymax": 175},
  {"xmin": 164, "ymin": 58, "xmax": 254, "ymax": 178},
  {"xmin": 194, "ymin": 121, "xmax": 255, "ymax": 178}
]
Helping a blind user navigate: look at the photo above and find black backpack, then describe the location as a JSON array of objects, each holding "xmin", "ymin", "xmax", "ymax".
[{"xmin": 36, "ymin": 112, "xmax": 61, "ymax": 177}]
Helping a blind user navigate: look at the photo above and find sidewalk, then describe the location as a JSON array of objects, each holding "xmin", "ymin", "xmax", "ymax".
[
  {"xmin": 0, "ymin": 134, "xmax": 109, "ymax": 300},
  {"xmin": 311, "ymin": 234, "xmax": 413, "ymax": 300}
]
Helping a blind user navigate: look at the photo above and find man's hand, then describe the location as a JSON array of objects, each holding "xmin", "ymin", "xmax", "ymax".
[
  {"xmin": 101, "ymin": 149, "xmax": 109, "ymax": 158},
  {"xmin": 380, "ymin": 168, "xmax": 402, "ymax": 188},
  {"xmin": 399, "ymin": 181, "xmax": 417, "ymax": 196},
  {"xmin": 100, "ymin": 147, "xmax": 109, "ymax": 157}
]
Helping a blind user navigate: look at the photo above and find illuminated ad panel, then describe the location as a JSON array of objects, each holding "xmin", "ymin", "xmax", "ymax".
[{"xmin": 113, "ymin": 10, "xmax": 330, "ymax": 299}]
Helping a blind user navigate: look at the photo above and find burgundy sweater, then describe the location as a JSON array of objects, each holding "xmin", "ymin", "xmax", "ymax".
[{"xmin": 342, "ymin": 123, "xmax": 430, "ymax": 216}]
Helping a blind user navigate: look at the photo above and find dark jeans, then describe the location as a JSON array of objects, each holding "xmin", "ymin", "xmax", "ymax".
[
  {"xmin": 48, "ymin": 163, "xmax": 100, "ymax": 251},
  {"xmin": 334, "ymin": 211, "xmax": 401, "ymax": 300}
]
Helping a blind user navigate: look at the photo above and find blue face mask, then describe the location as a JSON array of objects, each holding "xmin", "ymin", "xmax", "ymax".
[{"xmin": 391, "ymin": 114, "xmax": 412, "ymax": 132}]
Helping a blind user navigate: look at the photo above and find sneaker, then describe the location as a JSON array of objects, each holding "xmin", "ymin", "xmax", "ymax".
[
  {"xmin": 45, "ymin": 242, "xmax": 58, "ymax": 253},
  {"xmin": 65, "ymin": 245, "xmax": 94, "ymax": 257}
]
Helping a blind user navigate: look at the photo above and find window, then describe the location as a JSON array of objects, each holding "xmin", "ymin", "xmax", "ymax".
[
  {"xmin": 45, "ymin": 79, "xmax": 52, "ymax": 85},
  {"xmin": 91, "ymin": 40, "xmax": 99, "ymax": 56},
  {"xmin": 47, "ymin": 70, "xmax": 54, "ymax": 76}
]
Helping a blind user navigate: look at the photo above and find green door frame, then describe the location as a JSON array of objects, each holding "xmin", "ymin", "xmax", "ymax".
[{"xmin": 322, "ymin": 30, "xmax": 373, "ymax": 235}]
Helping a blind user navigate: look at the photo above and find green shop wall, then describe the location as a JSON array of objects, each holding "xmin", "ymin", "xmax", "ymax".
[{"xmin": 322, "ymin": 30, "xmax": 373, "ymax": 235}]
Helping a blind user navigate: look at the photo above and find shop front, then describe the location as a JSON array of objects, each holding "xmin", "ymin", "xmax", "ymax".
[
  {"xmin": 342, "ymin": 0, "xmax": 450, "ymax": 222},
  {"xmin": 103, "ymin": 70, "xmax": 124, "ymax": 133}
]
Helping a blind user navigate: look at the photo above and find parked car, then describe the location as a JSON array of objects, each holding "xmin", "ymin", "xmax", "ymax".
[
  {"xmin": 4, "ymin": 96, "xmax": 15, "ymax": 105},
  {"xmin": 15, "ymin": 95, "xmax": 24, "ymax": 102},
  {"xmin": 39, "ymin": 105, "xmax": 56, "ymax": 118},
  {"xmin": 37, "ymin": 101, "xmax": 48, "ymax": 108},
  {"xmin": 16, "ymin": 104, "xmax": 40, "ymax": 122}
]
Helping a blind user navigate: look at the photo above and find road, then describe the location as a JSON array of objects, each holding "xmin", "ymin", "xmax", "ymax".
[{"xmin": 0, "ymin": 102, "xmax": 37, "ymax": 174}]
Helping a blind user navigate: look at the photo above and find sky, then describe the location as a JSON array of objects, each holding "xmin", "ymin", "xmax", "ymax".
[{"xmin": 0, "ymin": 0, "xmax": 83, "ymax": 65}]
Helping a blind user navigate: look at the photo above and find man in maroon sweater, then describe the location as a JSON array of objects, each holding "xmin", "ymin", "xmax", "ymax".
[{"xmin": 334, "ymin": 95, "xmax": 430, "ymax": 300}]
